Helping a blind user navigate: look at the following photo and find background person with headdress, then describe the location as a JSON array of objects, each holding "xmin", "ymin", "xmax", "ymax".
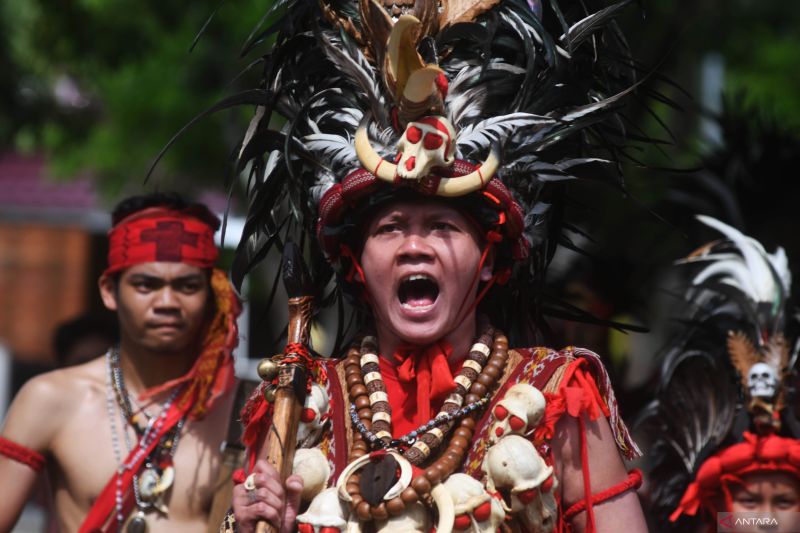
[
  {"xmin": 637, "ymin": 216, "xmax": 800, "ymax": 532},
  {"xmin": 0, "ymin": 192, "xmax": 242, "ymax": 532},
  {"xmin": 212, "ymin": 0, "xmax": 653, "ymax": 531}
]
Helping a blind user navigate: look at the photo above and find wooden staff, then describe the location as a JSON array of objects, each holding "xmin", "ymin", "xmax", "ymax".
[{"xmin": 255, "ymin": 241, "xmax": 314, "ymax": 533}]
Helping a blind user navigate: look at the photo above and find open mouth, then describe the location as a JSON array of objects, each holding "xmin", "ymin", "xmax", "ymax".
[{"xmin": 398, "ymin": 274, "xmax": 439, "ymax": 308}]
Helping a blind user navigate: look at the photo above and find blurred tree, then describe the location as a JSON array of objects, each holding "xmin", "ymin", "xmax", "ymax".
[{"xmin": 0, "ymin": 0, "xmax": 266, "ymax": 197}]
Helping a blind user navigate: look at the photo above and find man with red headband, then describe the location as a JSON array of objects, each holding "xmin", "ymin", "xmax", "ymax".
[
  {"xmin": 0, "ymin": 193, "xmax": 241, "ymax": 532},
  {"xmin": 639, "ymin": 217, "xmax": 800, "ymax": 532},
  {"xmin": 217, "ymin": 1, "xmax": 649, "ymax": 531}
]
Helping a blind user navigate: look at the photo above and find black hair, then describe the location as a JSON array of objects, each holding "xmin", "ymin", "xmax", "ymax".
[{"xmin": 111, "ymin": 192, "xmax": 220, "ymax": 230}]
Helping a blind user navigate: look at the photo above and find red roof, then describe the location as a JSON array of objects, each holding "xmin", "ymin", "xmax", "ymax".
[{"xmin": 0, "ymin": 152, "xmax": 98, "ymax": 210}]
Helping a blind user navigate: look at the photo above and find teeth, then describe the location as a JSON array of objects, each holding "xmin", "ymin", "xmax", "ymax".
[{"xmin": 405, "ymin": 274, "xmax": 432, "ymax": 282}]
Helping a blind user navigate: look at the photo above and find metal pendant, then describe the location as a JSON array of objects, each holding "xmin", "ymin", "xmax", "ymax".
[
  {"xmin": 126, "ymin": 511, "xmax": 147, "ymax": 533},
  {"xmin": 138, "ymin": 468, "xmax": 160, "ymax": 501}
]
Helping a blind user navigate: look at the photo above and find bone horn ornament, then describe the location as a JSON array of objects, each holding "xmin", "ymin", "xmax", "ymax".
[
  {"xmin": 385, "ymin": 15, "xmax": 429, "ymax": 102},
  {"xmin": 355, "ymin": 116, "xmax": 501, "ymax": 197},
  {"xmin": 430, "ymin": 483, "xmax": 456, "ymax": 533}
]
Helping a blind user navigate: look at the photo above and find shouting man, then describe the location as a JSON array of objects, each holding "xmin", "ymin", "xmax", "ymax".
[
  {"xmin": 0, "ymin": 193, "xmax": 241, "ymax": 532},
  {"xmin": 216, "ymin": 0, "xmax": 650, "ymax": 530}
]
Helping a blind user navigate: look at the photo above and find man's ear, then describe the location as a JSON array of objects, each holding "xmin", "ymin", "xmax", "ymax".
[{"xmin": 98, "ymin": 274, "xmax": 119, "ymax": 311}]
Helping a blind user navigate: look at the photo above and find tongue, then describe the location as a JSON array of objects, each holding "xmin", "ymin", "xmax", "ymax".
[{"xmin": 405, "ymin": 293, "xmax": 436, "ymax": 307}]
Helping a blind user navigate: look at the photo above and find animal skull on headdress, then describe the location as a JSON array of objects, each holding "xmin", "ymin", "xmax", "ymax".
[
  {"xmin": 748, "ymin": 362, "xmax": 779, "ymax": 400},
  {"xmin": 395, "ymin": 117, "xmax": 456, "ymax": 180},
  {"xmin": 483, "ymin": 435, "xmax": 555, "ymax": 532},
  {"xmin": 296, "ymin": 487, "xmax": 357, "ymax": 533},
  {"xmin": 354, "ymin": 115, "xmax": 499, "ymax": 197},
  {"xmin": 441, "ymin": 473, "xmax": 505, "ymax": 532},
  {"xmin": 297, "ymin": 383, "xmax": 330, "ymax": 447},
  {"xmin": 488, "ymin": 383, "xmax": 546, "ymax": 444},
  {"xmin": 374, "ymin": 501, "xmax": 432, "ymax": 532}
]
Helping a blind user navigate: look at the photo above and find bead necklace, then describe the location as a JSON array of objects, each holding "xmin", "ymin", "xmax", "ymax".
[
  {"xmin": 349, "ymin": 396, "xmax": 490, "ymax": 450},
  {"xmin": 106, "ymin": 348, "xmax": 186, "ymax": 533},
  {"xmin": 341, "ymin": 326, "xmax": 510, "ymax": 522}
]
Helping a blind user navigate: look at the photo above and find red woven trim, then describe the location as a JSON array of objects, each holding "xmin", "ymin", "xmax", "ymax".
[
  {"xmin": 0, "ymin": 436, "xmax": 46, "ymax": 472},
  {"xmin": 563, "ymin": 468, "xmax": 643, "ymax": 521}
]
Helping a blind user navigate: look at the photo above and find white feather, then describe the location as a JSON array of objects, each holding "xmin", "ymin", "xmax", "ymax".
[
  {"xmin": 685, "ymin": 215, "xmax": 791, "ymax": 304},
  {"xmin": 456, "ymin": 112, "xmax": 556, "ymax": 155},
  {"xmin": 302, "ymin": 133, "xmax": 358, "ymax": 170}
]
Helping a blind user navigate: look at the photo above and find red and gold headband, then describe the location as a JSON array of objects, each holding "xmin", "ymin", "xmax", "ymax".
[{"xmin": 105, "ymin": 207, "xmax": 219, "ymax": 275}]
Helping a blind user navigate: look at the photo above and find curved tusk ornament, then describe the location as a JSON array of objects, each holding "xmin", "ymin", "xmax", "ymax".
[
  {"xmin": 153, "ymin": 465, "xmax": 175, "ymax": 497},
  {"xmin": 435, "ymin": 146, "xmax": 500, "ymax": 197},
  {"xmin": 431, "ymin": 483, "xmax": 455, "ymax": 533},
  {"xmin": 355, "ymin": 116, "xmax": 398, "ymax": 182},
  {"xmin": 386, "ymin": 15, "xmax": 425, "ymax": 100},
  {"xmin": 335, "ymin": 450, "xmax": 413, "ymax": 503}
]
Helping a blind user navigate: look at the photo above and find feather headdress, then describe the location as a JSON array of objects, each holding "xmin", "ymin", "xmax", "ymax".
[
  {"xmin": 638, "ymin": 216, "xmax": 799, "ymax": 531},
  {"xmin": 215, "ymin": 0, "xmax": 654, "ymax": 347}
]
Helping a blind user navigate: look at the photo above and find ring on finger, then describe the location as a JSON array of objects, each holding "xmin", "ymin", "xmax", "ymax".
[{"xmin": 244, "ymin": 473, "xmax": 257, "ymax": 492}]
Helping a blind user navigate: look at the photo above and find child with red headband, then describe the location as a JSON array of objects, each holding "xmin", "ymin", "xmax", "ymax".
[{"xmin": 0, "ymin": 193, "xmax": 242, "ymax": 533}]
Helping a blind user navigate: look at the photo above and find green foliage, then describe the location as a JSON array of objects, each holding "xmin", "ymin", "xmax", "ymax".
[
  {"xmin": 1, "ymin": 0, "xmax": 798, "ymax": 202},
  {"xmin": 1, "ymin": 0, "xmax": 265, "ymax": 197}
]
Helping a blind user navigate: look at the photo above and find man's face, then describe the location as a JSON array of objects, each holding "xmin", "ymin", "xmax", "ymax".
[
  {"xmin": 360, "ymin": 199, "xmax": 491, "ymax": 347},
  {"xmin": 730, "ymin": 471, "xmax": 800, "ymax": 514},
  {"xmin": 99, "ymin": 262, "xmax": 211, "ymax": 354}
]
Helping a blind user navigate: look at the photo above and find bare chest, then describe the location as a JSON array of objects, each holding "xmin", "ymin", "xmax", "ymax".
[{"xmin": 49, "ymin": 399, "xmax": 228, "ymax": 526}]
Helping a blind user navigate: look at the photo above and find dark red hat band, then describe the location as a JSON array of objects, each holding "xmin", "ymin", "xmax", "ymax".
[
  {"xmin": 316, "ymin": 163, "xmax": 530, "ymax": 263},
  {"xmin": 105, "ymin": 207, "xmax": 219, "ymax": 275}
]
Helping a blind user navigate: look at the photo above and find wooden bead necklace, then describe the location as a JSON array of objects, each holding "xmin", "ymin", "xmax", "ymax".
[{"xmin": 342, "ymin": 326, "xmax": 510, "ymax": 520}]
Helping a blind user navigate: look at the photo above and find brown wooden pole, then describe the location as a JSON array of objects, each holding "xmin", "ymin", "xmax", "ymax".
[{"xmin": 255, "ymin": 295, "xmax": 313, "ymax": 533}]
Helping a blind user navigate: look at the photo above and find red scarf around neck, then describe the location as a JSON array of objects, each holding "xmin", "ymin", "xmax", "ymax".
[{"xmin": 380, "ymin": 341, "xmax": 461, "ymax": 437}]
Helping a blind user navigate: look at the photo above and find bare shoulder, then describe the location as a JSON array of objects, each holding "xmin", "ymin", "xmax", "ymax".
[{"xmin": 1, "ymin": 357, "xmax": 106, "ymax": 453}]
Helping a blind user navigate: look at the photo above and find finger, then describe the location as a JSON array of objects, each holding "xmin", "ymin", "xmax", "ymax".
[
  {"xmin": 246, "ymin": 502, "xmax": 282, "ymax": 529},
  {"xmin": 254, "ymin": 460, "xmax": 279, "ymax": 478},
  {"xmin": 252, "ymin": 471, "xmax": 285, "ymax": 498},
  {"xmin": 281, "ymin": 475, "xmax": 305, "ymax": 533},
  {"xmin": 250, "ymin": 488, "xmax": 283, "ymax": 510}
]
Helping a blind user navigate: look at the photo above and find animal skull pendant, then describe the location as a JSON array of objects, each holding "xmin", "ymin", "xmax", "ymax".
[
  {"xmin": 441, "ymin": 473, "xmax": 505, "ymax": 532},
  {"xmin": 487, "ymin": 383, "xmax": 546, "ymax": 444},
  {"xmin": 482, "ymin": 435, "xmax": 556, "ymax": 532}
]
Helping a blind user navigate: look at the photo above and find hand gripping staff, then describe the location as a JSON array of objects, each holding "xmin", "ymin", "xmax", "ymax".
[{"xmin": 255, "ymin": 241, "xmax": 315, "ymax": 533}]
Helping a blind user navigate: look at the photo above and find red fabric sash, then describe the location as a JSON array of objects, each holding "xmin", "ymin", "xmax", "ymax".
[
  {"xmin": 79, "ymin": 269, "xmax": 240, "ymax": 532},
  {"xmin": 105, "ymin": 207, "xmax": 218, "ymax": 276},
  {"xmin": 380, "ymin": 342, "xmax": 458, "ymax": 437}
]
